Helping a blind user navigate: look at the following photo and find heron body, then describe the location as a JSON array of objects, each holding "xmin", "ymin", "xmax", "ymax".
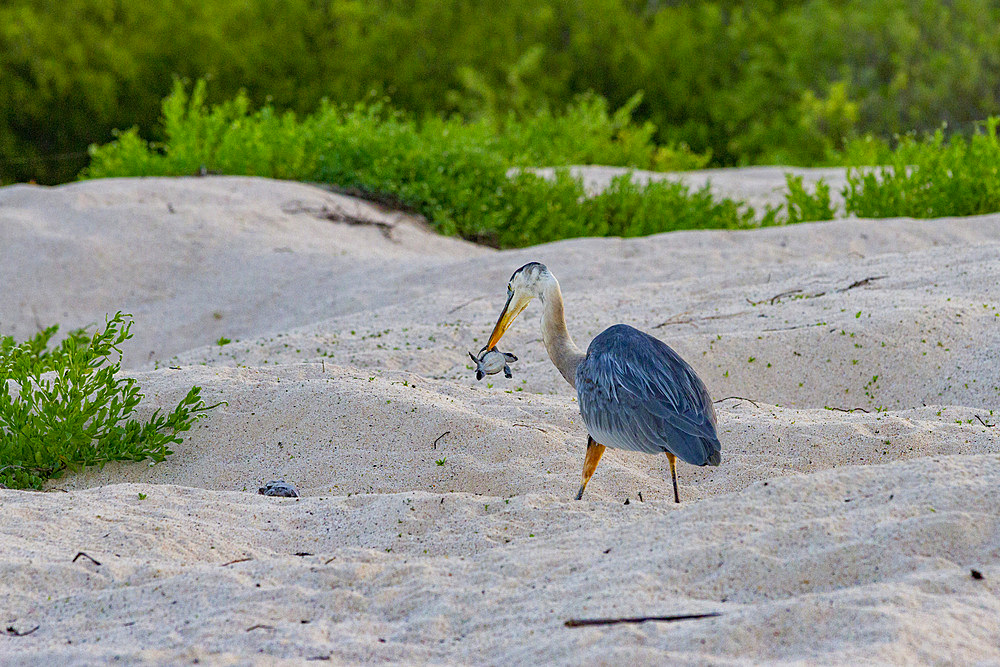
[
  {"xmin": 485, "ymin": 262, "xmax": 721, "ymax": 502},
  {"xmin": 577, "ymin": 324, "xmax": 721, "ymax": 466}
]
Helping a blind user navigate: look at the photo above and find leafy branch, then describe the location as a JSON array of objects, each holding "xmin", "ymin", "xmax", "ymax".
[{"xmin": 1, "ymin": 312, "xmax": 218, "ymax": 489}]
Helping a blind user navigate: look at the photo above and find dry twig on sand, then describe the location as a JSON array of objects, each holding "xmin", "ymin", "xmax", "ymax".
[
  {"xmin": 282, "ymin": 204, "xmax": 396, "ymax": 241},
  {"xmin": 433, "ymin": 431, "xmax": 450, "ymax": 449},
  {"xmin": 748, "ymin": 275, "xmax": 887, "ymax": 306},
  {"xmin": 714, "ymin": 396, "xmax": 761, "ymax": 408},
  {"xmin": 565, "ymin": 612, "xmax": 721, "ymax": 627},
  {"xmin": 72, "ymin": 552, "xmax": 101, "ymax": 566}
]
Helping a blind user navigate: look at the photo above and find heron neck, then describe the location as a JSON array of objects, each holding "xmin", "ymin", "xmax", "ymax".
[{"xmin": 541, "ymin": 281, "xmax": 584, "ymax": 388}]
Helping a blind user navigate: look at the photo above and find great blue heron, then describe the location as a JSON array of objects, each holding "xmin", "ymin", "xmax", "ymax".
[{"xmin": 486, "ymin": 262, "xmax": 721, "ymax": 502}]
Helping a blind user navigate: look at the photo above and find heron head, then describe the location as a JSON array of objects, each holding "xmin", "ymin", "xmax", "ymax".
[{"xmin": 486, "ymin": 262, "xmax": 552, "ymax": 349}]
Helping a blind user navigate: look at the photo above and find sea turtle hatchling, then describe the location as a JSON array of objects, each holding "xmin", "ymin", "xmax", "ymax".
[
  {"xmin": 469, "ymin": 347, "xmax": 518, "ymax": 380},
  {"xmin": 258, "ymin": 480, "xmax": 299, "ymax": 498}
]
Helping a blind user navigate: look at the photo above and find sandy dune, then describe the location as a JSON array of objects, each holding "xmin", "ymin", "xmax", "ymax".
[{"xmin": 1, "ymin": 173, "xmax": 998, "ymax": 664}]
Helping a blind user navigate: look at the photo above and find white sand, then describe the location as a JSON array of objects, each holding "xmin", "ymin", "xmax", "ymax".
[{"xmin": 1, "ymin": 174, "xmax": 998, "ymax": 664}]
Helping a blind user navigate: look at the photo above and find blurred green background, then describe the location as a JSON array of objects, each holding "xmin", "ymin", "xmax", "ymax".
[{"xmin": 3, "ymin": 0, "xmax": 1000, "ymax": 184}]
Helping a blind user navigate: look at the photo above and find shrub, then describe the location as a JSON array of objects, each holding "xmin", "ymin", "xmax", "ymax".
[
  {"xmin": 830, "ymin": 134, "xmax": 896, "ymax": 167},
  {"xmin": 493, "ymin": 93, "xmax": 711, "ymax": 171},
  {"xmin": 843, "ymin": 118, "xmax": 1000, "ymax": 218},
  {"xmin": 89, "ymin": 81, "xmax": 857, "ymax": 247},
  {"xmin": 782, "ymin": 174, "xmax": 835, "ymax": 223},
  {"xmin": 492, "ymin": 169, "xmax": 591, "ymax": 247},
  {"xmin": 0, "ymin": 312, "xmax": 216, "ymax": 490},
  {"xmin": 586, "ymin": 175, "xmax": 757, "ymax": 238},
  {"xmin": 85, "ymin": 81, "xmax": 751, "ymax": 248}
]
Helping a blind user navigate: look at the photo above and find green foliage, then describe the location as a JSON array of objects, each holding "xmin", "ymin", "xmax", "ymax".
[
  {"xmin": 492, "ymin": 93, "xmax": 710, "ymax": 171},
  {"xmin": 87, "ymin": 79, "xmax": 705, "ymax": 180},
  {"xmin": 782, "ymin": 175, "xmax": 836, "ymax": 223},
  {"xmin": 7, "ymin": 0, "xmax": 1000, "ymax": 183},
  {"xmin": 830, "ymin": 134, "xmax": 896, "ymax": 167},
  {"xmin": 85, "ymin": 81, "xmax": 326, "ymax": 180},
  {"xmin": 0, "ymin": 313, "xmax": 216, "ymax": 490},
  {"xmin": 86, "ymin": 81, "xmax": 751, "ymax": 248},
  {"xmin": 844, "ymin": 118, "xmax": 1000, "ymax": 218},
  {"xmin": 497, "ymin": 174, "xmax": 756, "ymax": 246}
]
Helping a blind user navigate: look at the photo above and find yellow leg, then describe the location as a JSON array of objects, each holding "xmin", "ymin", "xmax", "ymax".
[
  {"xmin": 575, "ymin": 436, "xmax": 606, "ymax": 500},
  {"xmin": 666, "ymin": 452, "xmax": 680, "ymax": 504}
]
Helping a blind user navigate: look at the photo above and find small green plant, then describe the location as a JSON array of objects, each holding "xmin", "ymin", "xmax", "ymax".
[
  {"xmin": 216, "ymin": 337, "xmax": 231, "ymax": 346},
  {"xmin": 435, "ymin": 458, "xmax": 447, "ymax": 466},
  {"xmin": 0, "ymin": 312, "xmax": 217, "ymax": 490},
  {"xmin": 138, "ymin": 492, "xmax": 147, "ymax": 500}
]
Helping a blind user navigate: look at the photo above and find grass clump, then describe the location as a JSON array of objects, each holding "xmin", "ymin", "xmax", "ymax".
[
  {"xmin": 0, "ymin": 312, "xmax": 216, "ymax": 490},
  {"xmin": 844, "ymin": 118, "xmax": 1000, "ymax": 218}
]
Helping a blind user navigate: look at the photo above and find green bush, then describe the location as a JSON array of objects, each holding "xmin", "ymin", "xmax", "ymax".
[
  {"xmin": 491, "ymin": 93, "xmax": 710, "ymax": 171},
  {"xmin": 843, "ymin": 117, "xmax": 1000, "ymax": 218},
  {"xmin": 0, "ymin": 312, "xmax": 216, "ymax": 490},
  {"xmin": 830, "ymin": 134, "xmax": 896, "ymax": 167},
  {"xmin": 782, "ymin": 174, "xmax": 835, "ymax": 223},
  {"xmin": 86, "ymin": 81, "xmax": 755, "ymax": 248}
]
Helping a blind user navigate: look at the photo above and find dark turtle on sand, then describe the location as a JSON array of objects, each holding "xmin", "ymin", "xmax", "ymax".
[
  {"xmin": 258, "ymin": 480, "xmax": 299, "ymax": 497},
  {"xmin": 469, "ymin": 347, "xmax": 518, "ymax": 380}
]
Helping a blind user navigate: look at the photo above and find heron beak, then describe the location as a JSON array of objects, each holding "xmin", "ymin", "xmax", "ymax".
[{"xmin": 486, "ymin": 291, "xmax": 529, "ymax": 350}]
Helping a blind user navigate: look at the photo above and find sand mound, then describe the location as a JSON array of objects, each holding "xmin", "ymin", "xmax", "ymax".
[
  {"xmin": 0, "ymin": 176, "xmax": 486, "ymax": 365},
  {"xmin": 2, "ymin": 175, "xmax": 998, "ymax": 664}
]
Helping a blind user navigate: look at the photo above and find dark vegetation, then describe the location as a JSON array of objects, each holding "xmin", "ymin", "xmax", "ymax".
[{"xmin": 4, "ymin": 0, "xmax": 1000, "ymax": 184}]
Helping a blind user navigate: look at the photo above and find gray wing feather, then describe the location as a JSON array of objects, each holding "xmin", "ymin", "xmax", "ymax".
[{"xmin": 576, "ymin": 324, "xmax": 721, "ymax": 466}]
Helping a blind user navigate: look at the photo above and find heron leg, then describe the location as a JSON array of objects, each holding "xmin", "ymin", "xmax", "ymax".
[
  {"xmin": 666, "ymin": 452, "xmax": 681, "ymax": 504},
  {"xmin": 575, "ymin": 436, "xmax": 606, "ymax": 500}
]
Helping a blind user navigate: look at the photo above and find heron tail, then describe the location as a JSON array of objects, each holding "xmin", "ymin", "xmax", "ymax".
[{"xmin": 706, "ymin": 447, "xmax": 721, "ymax": 467}]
